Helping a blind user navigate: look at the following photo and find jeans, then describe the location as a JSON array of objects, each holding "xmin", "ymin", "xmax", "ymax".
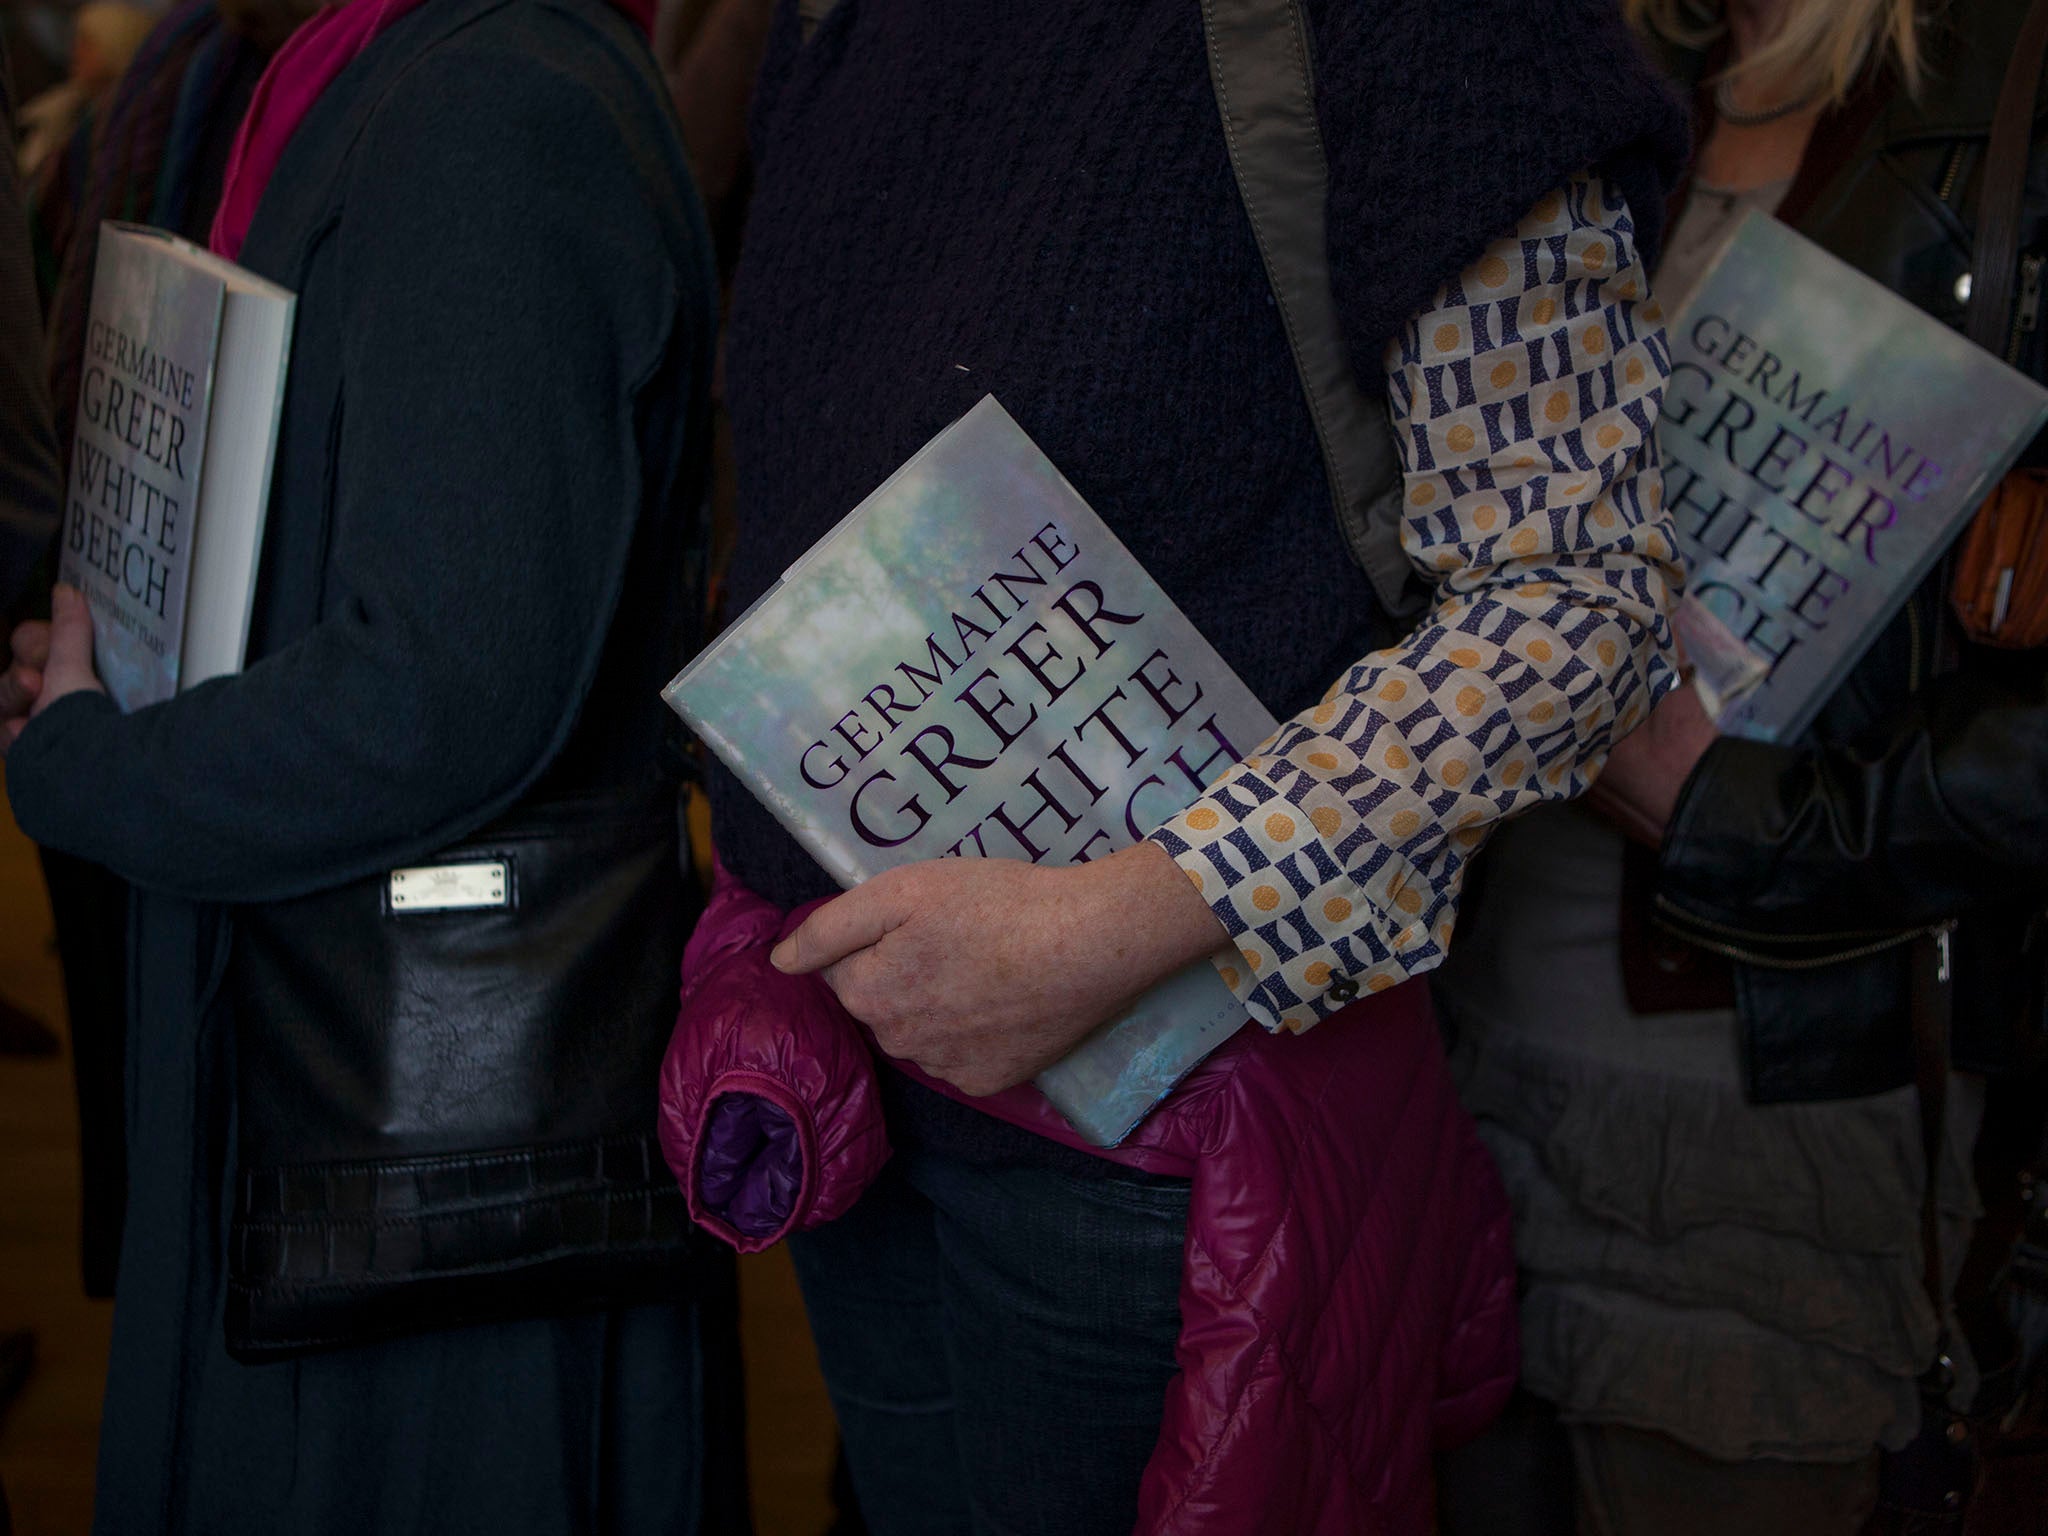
[{"xmin": 787, "ymin": 1088, "xmax": 1190, "ymax": 1536}]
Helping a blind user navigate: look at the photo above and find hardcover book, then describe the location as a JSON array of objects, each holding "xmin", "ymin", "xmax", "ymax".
[
  {"xmin": 1662, "ymin": 208, "xmax": 2048, "ymax": 741},
  {"xmin": 665, "ymin": 397, "xmax": 1278, "ymax": 1146},
  {"xmin": 60, "ymin": 223, "xmax": 294, "ymax": 712}
]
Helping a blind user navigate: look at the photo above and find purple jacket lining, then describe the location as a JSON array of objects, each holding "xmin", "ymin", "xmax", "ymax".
[{"xmin": 698, "ymin": 1090, "xmax": 804, "ymax": 1238}]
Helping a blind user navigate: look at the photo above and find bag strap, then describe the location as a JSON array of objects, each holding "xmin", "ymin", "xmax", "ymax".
[
  {"xmin": 1966, "ymin": 0, "xmax": 2048, "ymax": 357},
  {"xmin": 796, "ymin": 0, "xmax": 836, "ymax": 41},
  {"xmin": 1197, "ymin": 0, "xmax": 1424, "ymax": 621}
]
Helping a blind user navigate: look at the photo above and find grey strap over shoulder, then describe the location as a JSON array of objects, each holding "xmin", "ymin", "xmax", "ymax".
[
  {"xmin": 795, "ymin": 0, "xmax": 1425, "ymax": 621},
  {"xmin": 1198, "ymin": 0, "xmax": 1423, "ymax": 621}
]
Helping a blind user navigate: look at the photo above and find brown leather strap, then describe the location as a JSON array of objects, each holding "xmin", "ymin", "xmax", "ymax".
[
  {"xmin": 1967, "ymin": 0, "xmax": 2048, "ymax": 357},
  {"xmin": 1923, "ymin": 0, "xmax": 2045, "ymax": 1315}
]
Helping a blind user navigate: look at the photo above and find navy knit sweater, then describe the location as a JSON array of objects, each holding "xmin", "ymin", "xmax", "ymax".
[{"xmin": 713, "ymin": 0, "xmax": 1687, "ymax": 909}]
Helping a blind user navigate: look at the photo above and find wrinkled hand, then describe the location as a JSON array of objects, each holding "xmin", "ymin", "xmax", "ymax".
[
  {"xmin": 0, "ymin": 620, "xmax": 47, "ymax": 740},
  {"xmin": 771, "ymin": 841, "xmax": 1231, "ymax": 1097},
  {"xmin": 2, "ymin": 585, "xmax": 104, "ymax": 757},
  {"xmin": 1587, "ymin": 680, "xmax": 1718, "ymax": 848}
]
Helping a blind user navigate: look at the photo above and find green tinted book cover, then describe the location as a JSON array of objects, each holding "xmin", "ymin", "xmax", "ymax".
[
  {"xmin": 666, "ymin": 397, "xmax": 1277, "ymax": 1145},
  {"xmin": 61, "ymin": 226, "xmax": 226, "ymax": 711},
  {"xmin": 1663, "ymin": 209, "xmax": 2048, "ymax": 740}
]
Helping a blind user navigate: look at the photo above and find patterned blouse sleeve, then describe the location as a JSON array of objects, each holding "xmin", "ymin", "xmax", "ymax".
[{"xmin": 1147, "ymin": 173, "xmax": 1685, "ymax": 1032}]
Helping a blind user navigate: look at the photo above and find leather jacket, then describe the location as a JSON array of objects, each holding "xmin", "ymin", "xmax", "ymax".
[{"xmin": 1651, "ymin": 1, "xmax": 2048, "ymax": 1103}]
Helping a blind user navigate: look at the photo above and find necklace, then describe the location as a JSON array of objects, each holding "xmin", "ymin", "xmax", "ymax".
[{"xmin": 1713, "ymin": 75, "xmax": 1822, "ymax": 127}]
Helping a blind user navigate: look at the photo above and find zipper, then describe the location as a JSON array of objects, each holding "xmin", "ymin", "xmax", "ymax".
[
  {"xmin": 1938, "ymin": 143, "xmax": 1967, "ymax": 205},
  {"xmin": 1652, "ymin": 892, "xmax": 1907, "ymax": 948},
  {"xmin": 1653, "ymin": 904, "xmax": 1947, "ymax": 972}
]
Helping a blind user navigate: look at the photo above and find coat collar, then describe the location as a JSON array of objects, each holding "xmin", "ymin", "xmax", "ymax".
[{"xmin": 235, "ymin": 0, "xmax": 524, "ymax": 287}]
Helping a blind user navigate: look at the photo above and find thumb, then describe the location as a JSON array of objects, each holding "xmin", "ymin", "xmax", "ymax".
[
  {"xmin": 36, "ymin": 585, "xmax": 104, "ymax": 710},
  {"xmin": 770, "ymin": 882, "xmax": 901, "ymax": 974}
]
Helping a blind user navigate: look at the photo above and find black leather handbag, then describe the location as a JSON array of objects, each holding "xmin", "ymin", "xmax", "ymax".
[{"xmin": 224, "ymin": 782, "xmax": 707, "ymax": 1360}]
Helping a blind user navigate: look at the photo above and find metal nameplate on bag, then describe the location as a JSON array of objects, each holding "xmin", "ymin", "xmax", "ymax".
[{"xmin": 388, "ymin": 861, "xmax": 509, "ymax": 913}]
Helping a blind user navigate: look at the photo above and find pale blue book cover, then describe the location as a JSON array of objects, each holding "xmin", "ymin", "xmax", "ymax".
[
  {"xmin": 1664, "ymin": 209, "xmax": 2048, "ymax": 741},
  {"xmin": 666, "ymin": 397, "xmax": 1278, "ymax": 1146},
  {"xmin": 60, "ymin": 225, "xmax": 226, "ymax": 711}
]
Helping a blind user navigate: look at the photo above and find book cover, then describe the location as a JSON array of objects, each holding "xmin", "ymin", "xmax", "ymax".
[
  {"xmin": 59, "ymin": 224, "xmax": 296, "ymax": 712},
  {"xmin": 1662, "ymin": 208, "xmax": 2048, "ymax": 741},
  {"xmin": 60, "ymin": 225, "xmax": 226, "ymax": 711},
  {"xmin": 666, "ymin": 397, "xmax": 1278, "ymax": 1146}
]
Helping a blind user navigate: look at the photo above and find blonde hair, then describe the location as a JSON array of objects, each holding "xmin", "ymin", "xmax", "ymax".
[
  {"xmin": 1625, "ymin": 0, "xmax": 1929, "ymax": 107},
  {"xmin": 72, "ymin": 3, "xmax": 160, "ymax": 85}
]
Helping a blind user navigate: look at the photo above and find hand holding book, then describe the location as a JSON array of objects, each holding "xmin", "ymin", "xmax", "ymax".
[
  {"xmin": 0, "ymin": 626, "xmax": 40, "ymax": 727},
  {"xmin": 1582, "ymin": 210, "xmax": 2048, "ymax": 849},
  {"xmin": 667, "ymin": 399, "xmax": 1278, "ymax": 1143},
  {"xmin": 1657, "ymin": 211, "xmax": 2048, "ymax": 742},
  {"xmin": 1, "ymin": 584, "xmax": 103, "ymax": 755},
  {"xmin": 769, "ymin": 840, "xmax": 1232, "ymax": 1098}
]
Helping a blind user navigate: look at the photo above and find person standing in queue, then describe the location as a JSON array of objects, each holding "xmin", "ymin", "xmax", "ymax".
[
  {"xmin": 0, "ymin": 0, "xmax": 736, "ymax": 1528},
  {"xmin": 1435, "ymin": 3, "xmax": 2048, "ymax": 1531},
  {"xmin": 705, "ymin": 1, "xmax": 1692, "ymax": 1531}
]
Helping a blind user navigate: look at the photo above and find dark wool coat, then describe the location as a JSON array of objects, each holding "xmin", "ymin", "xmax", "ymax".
[{"xmin": 6, "ymin": 0, "xmax": 722, "ymax": 1528}]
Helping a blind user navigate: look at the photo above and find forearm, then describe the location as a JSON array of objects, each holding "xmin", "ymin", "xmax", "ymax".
[
  {"xmin": 7, "ymin": 54, "xmax": 691, "ymax": 905},
  {"xmin": 1152, "ymin": 174, "xmax": 1683, "ymax": 1029},
  {"xmin": 4, "ymin": 587, "xmax": 592, "ymax": 902}
]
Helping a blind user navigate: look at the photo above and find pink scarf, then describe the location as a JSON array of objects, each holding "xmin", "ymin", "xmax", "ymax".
[{"xmin": 209, "ymin": 0, "xmax": 657, "ymax": 261}]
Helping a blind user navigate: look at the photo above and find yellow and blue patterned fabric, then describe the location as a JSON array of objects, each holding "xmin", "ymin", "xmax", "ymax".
[{"xmin": 1151, "ymin": 174, "xmax": 1683, "ymax": 1031}]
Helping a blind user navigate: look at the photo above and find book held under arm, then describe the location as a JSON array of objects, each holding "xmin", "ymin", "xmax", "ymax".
[
  {"xmin": 60, "ymin": 222, "xmax": 295, "ymax": 712},
  {"xmin": 1661, "ymin": 208, "xmax": 2048, "ymax": 741},
  {"xmin": 665, "ymin": 396, "xmax": 1278, "ymax": 1147}
]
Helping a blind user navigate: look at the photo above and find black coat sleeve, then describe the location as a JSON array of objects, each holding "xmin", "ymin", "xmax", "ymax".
[
  {"xmin": 1658, "ymin": 663, "xmax": 2048, "ymax": 935},
  {"xmin": 0, "ymin": 40, "xmax": 62, "ymax": 622},
  {"xmin": 6, "ymin": 48, "xmax": 691, "ymax": 902}
]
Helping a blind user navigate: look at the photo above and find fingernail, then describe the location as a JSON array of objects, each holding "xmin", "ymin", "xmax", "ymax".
[
  {"xmin": 53, "ymin": 583, "xmax": 77, "ymax": 613},
  {"xmin": 769, "ymin": 940, "xmax": 794, "ymax": 972}
]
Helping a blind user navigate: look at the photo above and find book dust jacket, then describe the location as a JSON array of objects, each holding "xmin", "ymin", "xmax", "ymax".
[
  {"xmin": 60, "ymin": 226, "xmax": 226, "ymax": 712},
  {"xmin": 667, "ymin": 397, "xmax": 1279, "ymax": 1144},
  {"xmin": 1664, "ymin": 209, "xmax": 2048, "ymax": 741}
]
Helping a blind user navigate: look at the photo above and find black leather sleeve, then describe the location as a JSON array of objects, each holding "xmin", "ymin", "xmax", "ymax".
[
  {"xmin": 0, "ymin": 38, "xmax": 63, "ymax": 622},
  {"xmin": 1659, "ymin": 666, "xmax": 2048, "ymax": 935}
]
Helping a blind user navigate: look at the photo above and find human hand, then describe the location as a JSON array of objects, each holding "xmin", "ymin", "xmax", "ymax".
[
  {"xmin": 770, "ymin": 841, "xmax": 1231, "ymax": 1096},
  {"xmin": 0, "ymin": 619, "xmax": 48, "ymax": 741},
  {"xmin": 2, "ymin": 585, "xmax": 104, "ymax": 755},
  {"xmin": 1587, "ymin": 680, "xmax": 1718, "ymax": 847}
]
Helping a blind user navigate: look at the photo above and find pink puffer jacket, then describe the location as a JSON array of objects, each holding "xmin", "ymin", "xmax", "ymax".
[{"xmin": 659, "ymin": 868, "xmax": 1517, "ymax": 1534}]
